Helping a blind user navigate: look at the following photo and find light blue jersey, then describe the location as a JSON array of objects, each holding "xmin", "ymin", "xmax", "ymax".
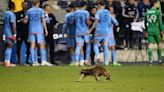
[
  {"xmin": 74, "ymin": 9, "xmax": 90, "ymax": 36},
  {"xmin": 63, "ymin": 12, "xmax": 75, "ymax": 37},
  {"xmin": 95, "ymin": 9, "xmax": 112, "ymax": 36},
  {"xmin": 26, "ymin": 7, "xmax": 45, "ymax": 34},
  {"xmin": 108, "ymin": 15, "xmax": 119, "ymax": 35},
  {"xmin": 4, "ymin": 10, "xmax": 16, "ymax": 38},
  {"xmin": 108, "ymin": 15, "xmax": 119, "ymax": 46}
]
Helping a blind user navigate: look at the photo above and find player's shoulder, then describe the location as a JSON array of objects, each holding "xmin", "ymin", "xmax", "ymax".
[{"xmin": 5, "ymin": 11, "xmax": 15, "ymax": 16}]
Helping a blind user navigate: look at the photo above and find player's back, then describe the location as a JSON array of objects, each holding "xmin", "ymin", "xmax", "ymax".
[
  {"xmin": 4, "ymin": 10, "xmax": 16, "ymax": 37},
  {"xmin": 74, "ymin": 9, "xmax": 89, "ymax": 36},
  {"xmin": 27, "ymin": 7, "xmax": 44, "ymax": 34},
  {"xmin": 95, "ymin": 9, "xmax": 111, "ymax": 35},
  {"xmin": 145, "ymin": 8, "xmax": 161, "ymax": 35},
  {"xmin": 66, "ymin": 12, "xmax": 75, "ymax": 36}
]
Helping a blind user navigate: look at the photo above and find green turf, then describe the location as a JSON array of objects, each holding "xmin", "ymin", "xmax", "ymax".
[{"xmin": 0, "ymin": 65, "xmax": 164, "ymax": 92}]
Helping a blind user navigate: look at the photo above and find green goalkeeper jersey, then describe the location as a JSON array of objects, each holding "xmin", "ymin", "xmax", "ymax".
[{"xmin": 145, "ymin": 8, "xmax": 164, "ymax": 35}]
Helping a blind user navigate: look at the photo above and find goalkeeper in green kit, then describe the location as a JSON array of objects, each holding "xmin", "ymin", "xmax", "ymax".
[{"xmin": 145, "ymin": 0, "xmax": 164, "ymax": 66}]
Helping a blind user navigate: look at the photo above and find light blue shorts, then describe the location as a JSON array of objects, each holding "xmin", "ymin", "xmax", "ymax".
[
  {"xmin": 67, "ymin": 37, "xmax": 75, "ymax": 47},
  {"xmin": 108, "ymin": 37, "xmax": 116, "ymax": 46},
  {"xmin": 28, "ymin": 33, "xmax": 45, "ymax": 44},
  {"xmin": 75, "ymin": 35, "xmax": 90, "ymax": 46}
]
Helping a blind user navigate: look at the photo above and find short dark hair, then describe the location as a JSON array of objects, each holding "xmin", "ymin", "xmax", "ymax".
[
  {"xmin": 68, "ymin": 3, "xmax": 75, "ymax": 8},
  {"xmin": 150, "ymin": 0, "xmax": 158, "ymax": 7},
  {"xmin": 8, "ymin": 2, "xmax": 15, "ymax": 9},
  {"xmin": 98, "ymin": 1, "xmax": 105, "ymax": 6},
  {"xmin": 43, "ymin": 4, "xmax": 50, "ymax": 9},
  {"xmin": 80, "ymin": 1, "xmax": 87, "ymax": 7},
  {"xmin": 32, "ymin": 0, "xmax": 40, "ymax": 6}
]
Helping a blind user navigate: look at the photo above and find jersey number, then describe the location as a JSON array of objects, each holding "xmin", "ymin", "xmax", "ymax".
[
  {"xmin": 147, "ymin": 14, "xmax": 157, "ymax": 23},
  {"xmin": 30, "ymin": 14, "xmax": 40, "ymax": 21}
]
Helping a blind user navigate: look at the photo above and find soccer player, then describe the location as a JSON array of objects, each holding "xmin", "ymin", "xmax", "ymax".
[
  {"xmin": 24, "ymin": 0, "xmax": 52, "ymax": 66},
  {"xmin": 62, "ymin": 3, "xmax": 76, "ymax": 66},
  {"xmin": 3, "ymin": 2, "xmax": 16, "ymax": 67},
  {"xmin": 145, "ymin": 0, "xmax": 164, "ymax": 66},
  {"xmin": 74, "ymin": 1, "xmax": 91, "ymax": 66},
  {"xmin": 88, "ymin": 1, "xmax": 113, "ymax": 66},
  {"xmin": 107, "ymin": 6, "xmax": 122, "ymax": 66}
]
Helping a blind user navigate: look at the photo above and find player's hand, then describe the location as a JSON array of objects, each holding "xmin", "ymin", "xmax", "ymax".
[
  {"xmin": 161, "ymin": 32, "xmax": 164, "ymax": 40},
  {"xmin": 87, "ymin": 31, "xmax": 90, "ymax": 35},
  {"xmin": 161, "ymin": 31, "xmax": 164, "ymax": 36},
  {"xmin": 144, "ymin": 32, "xmax": 148, "ymax": 38},
  {"xmin": 45, "ymin": 30, "xmax": 48, "ymax": 36},
  {"xmin": 10, "ymin": 35, "xmax": 16, "ymax": 42},
  {"xmin": 87, "ymin": 30, "xmax": 91, "ymax": 35}
]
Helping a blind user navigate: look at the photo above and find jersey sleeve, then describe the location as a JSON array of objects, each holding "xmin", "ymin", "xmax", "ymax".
[
  {"xmin": 111, "ymin": 15, "xmax": 119, "ymax": 26},
  {"xmin": 10, "ymin": 13, "xmax": 15, "ymax": 23},
  {"xmin": 157, "ymin": 11, "xmax": 164, "ymax": 32},
  {"xmin": 95, "ymin": 12, "xmax": 100, "ymax": 20},
  {"xmin": 62, "ymin": 15, "xmax": 68, "ymax": 34},
  {"xmin": 41, "ymin": 9, "xmax": 45, "ymax": 18}
]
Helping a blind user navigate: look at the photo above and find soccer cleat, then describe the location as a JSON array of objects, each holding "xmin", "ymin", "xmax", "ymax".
[
  {"xmin": 158, "ymin": 60, "xmax": 163, "ymax": 65},
  {"xmin": 149, "ymin": 63, "xmax": 152, "ymax": 67},
  {"xmin": 84, "ymin": 60, "xmax": 91, "ymax": 66},
  {"xmin": 32, "ymin": 62, "xmax": 40, "ymax": 66},
  {"xmin": 104, "ymin": 62, "xmax": 109, "ymax": 66},
  {"xmin": 149, "ymin": 61, "xmax": 152, "ymax": 67},
  {"xmin": 76, "ymin": 62, "xmax": 80, "ymax": 67},
  {"xmin": 69, "ymin": 62, "xmax": 76, "ymax": 66},
  {"xmin": 112, "ymin": 62, "xmax": 122, "ymax": 67},
  {"xmin": 4, "ymin": 62, "xmax": 16, "ymax": 67},
  {"xmin": 41, "ymin": 62, "xmax": 53, "ymax": 66},
  {"xmin": 80, "ymin": 61, "xmax": 84, "ymax": 66}
]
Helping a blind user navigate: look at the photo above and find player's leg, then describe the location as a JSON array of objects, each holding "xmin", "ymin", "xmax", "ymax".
[
  {"xmin": 37, "ymin": 33, "xmax": 52, "ymax": 66},
  {"xmin": 93, "ymin": 36, "xmax": 101, "ymax": 63},
  {"xmin": 4, "ymin": 39, "xmax": 15, "ymax": 67},
  {"xmin": 68, "ymin": 37, "xmax": 76, "ymax": 66},
  {"xmin": 79, "ymin": 48, "xmax": 84, "ymax": 66},
  {"xmin": 28, "ymin": 34, "xmax": 36, "ymax": 65},
  {"xmin": 148, "ymin": 35, "xmax": 154, "ymax": 66},
  {"xmin": 103, "ymin": 38, "xmax": 109, "ymax": 66},
  {"xmin": 84, "ymin": 35, "xmax": 91, "ymax": 65},
  {"xmin": 75, "ymin": 36, "xmax": 83, "ymax": 67},
  {"xmin": 155, "ymin": 35, "xmax": 162, "ymax": 64},
  {"xmin": 108, "ymin": 37, "xmax": 122, "ymax": 66}
]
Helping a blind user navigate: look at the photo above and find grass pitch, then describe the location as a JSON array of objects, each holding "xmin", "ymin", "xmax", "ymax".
[{"xmin": 0, "ymin": 65, "xmax": 164, "ymax": 92}]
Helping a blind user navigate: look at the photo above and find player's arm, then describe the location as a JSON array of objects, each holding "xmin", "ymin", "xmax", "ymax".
[
  {"xmin": 10, "ymin": 16, "xmax": 16, "ymax": 41},
  {"xmin": 87, "ymin": 19, "xmax": 98, "ymax": 34},
  {"xmin": 87, "ymin": 12, "xmax": 99, "ymax": 34},
  {"xmin": 111, "ymin": 15, "xmax": 119, "ymax": 26},
  {"xmin": 157, "ymin": 12, "xmax": 164, "ymax": 38},
  {"xmin": 62, "ymin": 16, "xmax": 68, "ymax": 35},
  {"xmin": 42, "ymin": 16, "xmax": 48, "ymax": 36},
  {"xmin": 158, "ymin": 12, "xmax": 164, "ymax": 32},
  {"xmin": 86, "ymin": 11, "xmax": 91, "ymax": 27}
]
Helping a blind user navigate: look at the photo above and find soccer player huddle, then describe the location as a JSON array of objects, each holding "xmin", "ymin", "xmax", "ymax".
[
  {"xmin": 3, "ymin": 0, "xmax": 164, "ymax": 67},
  {"xmin": 62, "ymin": 1, "xmax": 121, "ymax": 67}
]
